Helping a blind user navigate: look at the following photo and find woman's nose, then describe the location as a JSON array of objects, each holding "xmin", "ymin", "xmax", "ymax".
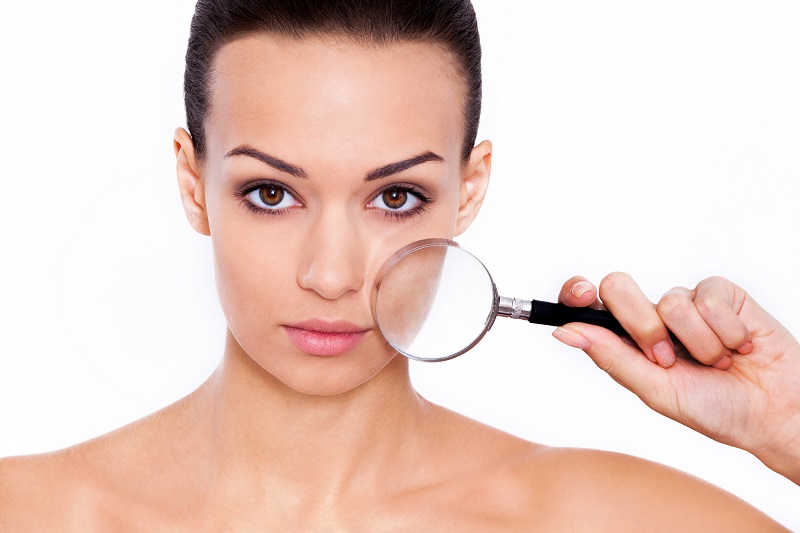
[{"xmin": 296, "ymin": 211, "xmax": 366, "ymax": 300}]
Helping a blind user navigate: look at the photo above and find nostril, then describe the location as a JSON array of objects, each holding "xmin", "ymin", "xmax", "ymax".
[
  {"xmin": 297, "ymin": 213, "xmax": 367, "ymax": 299},
  {"xmin": 297, "ymin": 254, "xmax": 365, "ymax": 300}
]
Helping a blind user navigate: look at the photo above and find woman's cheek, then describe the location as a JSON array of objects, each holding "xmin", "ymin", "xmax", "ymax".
[{"xmin": 212, "ymin": 219, "xmax": 295, "ymax": 328}]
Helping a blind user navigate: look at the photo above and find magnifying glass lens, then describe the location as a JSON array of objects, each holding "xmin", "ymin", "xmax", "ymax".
[
  {"xmin": 374, "ymin": 241, "xmax": 496, "ymax": 361},
  {"xmin": 376, "ymin": 240, "xmax": 639, "ymax": 362}
]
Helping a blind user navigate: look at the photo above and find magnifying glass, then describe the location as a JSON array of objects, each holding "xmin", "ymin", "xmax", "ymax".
[{"xmin": 373, "ymin": 238, "xmax": 630, "ymax": 362}]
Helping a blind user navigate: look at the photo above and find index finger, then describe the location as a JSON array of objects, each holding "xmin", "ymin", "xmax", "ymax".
[{"xmin": 558, "ymin": 276, "xmax": 604, "ymax": 309}]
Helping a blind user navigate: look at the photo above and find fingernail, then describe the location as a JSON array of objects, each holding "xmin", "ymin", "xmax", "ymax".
[
  {"xmin": 627, "ymin": 337, "xmax": 657, "ymax": 363},
  {"xmin": 737, "ymin": 341, "xmax": 753, "ymax": 354},
  {"xmin": 571, "ymin": 281, "xmax": 593, "ymax": 299},
  {"xmin": 553, "ymin": 327, "xmax": 591, "ymax": 350},
  {"xmin": 713, "ymin": 355, "xmax": 733, "ymax": 370},
  {"xmin": 652, "ymin": 340, "xmax": 676, "ymax": 368}
]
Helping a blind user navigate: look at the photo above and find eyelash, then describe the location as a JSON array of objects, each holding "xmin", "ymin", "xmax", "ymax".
[
  {"xmin": 234, "ymin": 180, "xmax": 433, "ymax": 221},
  {"xmin": 234, "ymin": 180, "xmax": 301, "ymax": 218},
  {"xmin": 374, "ymin": 184, "xmax": 433, "ymax": 222}
]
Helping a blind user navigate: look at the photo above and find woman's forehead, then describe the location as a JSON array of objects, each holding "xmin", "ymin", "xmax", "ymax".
[{"xmin": 204, "ymin": 34, "xmax": 466, "ymax": 169}]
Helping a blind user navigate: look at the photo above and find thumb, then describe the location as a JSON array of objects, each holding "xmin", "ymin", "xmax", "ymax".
[{"xmin": 553, "ymin": 322, "xmax": 671, "ymax": 406}]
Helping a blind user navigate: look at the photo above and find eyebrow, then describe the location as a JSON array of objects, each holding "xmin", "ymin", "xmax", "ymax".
[
  {"xmin": 364, "ymin": 151, "xmax": 445, "ymax": 181},
  {"xmin": 225, "ymin": 145, "xmax": 444, "ymax": 181},
  {"xmin": 225, "ymin": 145, "xmax": 308, "ymax": 178}
]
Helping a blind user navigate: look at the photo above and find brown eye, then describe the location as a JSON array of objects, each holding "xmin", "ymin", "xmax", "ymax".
[
  {"xmin": 244, "ymin": 183, "xmax": 298, "ymax": 213},
  {"xmin": 382, "ymin": 190, "xmax": 408, "ymax": 209},
  {"xmin": 259, "ymin": 186, "xmax": 285, "ymax": 206}
]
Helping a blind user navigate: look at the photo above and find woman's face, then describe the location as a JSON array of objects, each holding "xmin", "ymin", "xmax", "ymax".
[{"xmin": 176, "ymin": 34, "xmax": 491, "ymax": 395}]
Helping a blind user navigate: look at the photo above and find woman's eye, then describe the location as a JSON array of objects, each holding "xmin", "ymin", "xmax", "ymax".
[
  {"xmin": 247, "ymin": 185, "xmax": 299, "ymax": 210},
  {"xmin": 371, "ymin": 188, "xmax": 422, "ymax": 212}
]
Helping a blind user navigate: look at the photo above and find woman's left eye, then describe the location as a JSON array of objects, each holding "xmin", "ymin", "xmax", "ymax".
[
  {"xmin": 369, "ymin": 187, "xmax": 425, "ymax": 213},
  {"xmin": 246, "ymin": 184, "xmax": 299, "ymax": 211}
]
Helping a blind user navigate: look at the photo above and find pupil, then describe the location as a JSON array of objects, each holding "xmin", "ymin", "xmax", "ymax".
[
  {"xmin": 259, "ymin": 187, "xmax": 284, "ymax": 206},
  {"xmin": 383, "ymin": 190, "xmax": 407, "ymax": 209}
]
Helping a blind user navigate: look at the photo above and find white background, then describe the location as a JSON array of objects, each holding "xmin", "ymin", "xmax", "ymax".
[{"xmin": 1, "ymin": 0, "xmax": 798, "ymax": 528}]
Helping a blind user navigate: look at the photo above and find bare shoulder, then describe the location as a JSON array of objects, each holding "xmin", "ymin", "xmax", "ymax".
[
  {"xmin": 0, "ymin": 400, "xmax": 205, "ymax": 532},
  {"xmin": 417, "ymin": 406, "xmax": 785, "ymax": 531},
  {"xmin": 510, "ymin": 447, "xmax": 787, "ymax": 531},
  {"xmin": 0, "ymin": 449, "xmax": 103, "ymax": 531}
]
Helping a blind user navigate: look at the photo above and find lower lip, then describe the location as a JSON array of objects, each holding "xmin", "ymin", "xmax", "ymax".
[{"xmin": 283, "ymin": 327, "xmax": 367, "ymax": 356}]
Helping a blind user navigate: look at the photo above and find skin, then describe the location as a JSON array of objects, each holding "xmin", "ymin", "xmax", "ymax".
[
  {"xmin": 0, "ymin": 34, "xmax": 795, "ymax": 531},
  {"xmin": 553, "ymin": 274, "xmax": 800, "ymax": 485}
]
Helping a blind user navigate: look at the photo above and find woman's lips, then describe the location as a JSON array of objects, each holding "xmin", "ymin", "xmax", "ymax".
[{"xmin": 283, "ymin": 320, "xmax": 369, "ymax": 356}]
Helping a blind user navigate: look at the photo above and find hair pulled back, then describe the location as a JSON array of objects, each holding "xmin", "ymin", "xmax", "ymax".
[{"xmin": 184, "ymin": 0, "xmax": 482, "ymax": 162}]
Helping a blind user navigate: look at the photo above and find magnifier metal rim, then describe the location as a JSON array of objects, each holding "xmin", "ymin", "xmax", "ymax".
[{"xmin": 373, "ymin": 238, "xmax": 500, "ymax": 362}]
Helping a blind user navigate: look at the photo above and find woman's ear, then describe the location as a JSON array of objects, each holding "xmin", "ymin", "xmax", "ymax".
[
  {"xmin": 454, "ymin": 140, "xmax": 492, "ymax": 236},
  {"xmin": 174, "ymin": 128, "xmax": 210, "ymax": 236}
]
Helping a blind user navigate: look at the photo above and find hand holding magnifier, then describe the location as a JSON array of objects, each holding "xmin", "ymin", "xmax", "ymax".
[{"xmin": 373, "ymin": 239, "xmax": 653, "ymax": 362}]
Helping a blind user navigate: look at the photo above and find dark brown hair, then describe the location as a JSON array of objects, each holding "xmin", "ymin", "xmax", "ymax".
[{"xmin": 184, "ymin": 0, "xmax": 482, "ymax": 162}]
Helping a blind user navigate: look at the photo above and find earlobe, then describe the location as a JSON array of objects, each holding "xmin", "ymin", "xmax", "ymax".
[
  {"xmin": 174, "ymin": 128, "xmax": 211, "ymax": 236},
  {"xmin": 455, "ymin": 140, "xmax": 492, "ymax": 236}
]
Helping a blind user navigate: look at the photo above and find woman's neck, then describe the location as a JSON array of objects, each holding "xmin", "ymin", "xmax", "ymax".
[{"xmin": 193, "ymin": 329, "xmax": 433, "ymax": 505}]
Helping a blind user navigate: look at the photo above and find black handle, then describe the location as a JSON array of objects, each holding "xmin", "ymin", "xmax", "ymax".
[
  {"xmin": 528, "ymin": 299, "xmax": 629, "ymax": 336},
  {"xmin": 528, "ymin": 299, "xmax": 684, "ymax": 352}
]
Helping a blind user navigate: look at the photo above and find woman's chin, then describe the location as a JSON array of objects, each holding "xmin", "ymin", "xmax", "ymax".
[
  {"xmin": 233, "ymin": 334, "xmax": 403, "ymax": 397},
  {"xmin": 263, "ymin": 355, "xmax": 401, "ymax": 397}
]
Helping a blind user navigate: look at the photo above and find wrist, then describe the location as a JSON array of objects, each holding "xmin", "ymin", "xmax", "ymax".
[{"xmin": 752, "ymin": 435, "xmax": 800, "ymax": 486}]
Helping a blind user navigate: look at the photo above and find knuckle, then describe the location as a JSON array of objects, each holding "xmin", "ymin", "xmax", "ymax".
[
  {"xmin": 599, "ymin": 271, "xmax": 633, "ymax": 298},
  {"xmin": 637, "ymin": 320, "xmax": 665, "ymax": 341},
  {"xmin": 695, "ymin": 294, "xmax": 724, "ymax": 320},
  {"xmin": 657, "ymin": 291, "xmax": 690, "ymax": 321},
  {"xmin": 696, "ymin": 275, "xmax": 734, "ymax": 298},
  {"xmin": 703, "ymin": 275, "xmax": 730, "ymax": 286}
]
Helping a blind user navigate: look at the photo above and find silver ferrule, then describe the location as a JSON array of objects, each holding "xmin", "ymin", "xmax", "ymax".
[{"xmin": 497, "ymin": 296, "xmax": 532, "ymax": 320}]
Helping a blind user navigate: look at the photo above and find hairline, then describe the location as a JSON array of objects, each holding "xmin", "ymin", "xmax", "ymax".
[{"xmin": 197, "ymin": 29, "xmax": 472, "ymax": 165}]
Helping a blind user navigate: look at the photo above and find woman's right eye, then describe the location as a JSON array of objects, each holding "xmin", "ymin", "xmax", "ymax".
[{"xmin": 241, "ymin": 183, "xmax": 301, "ymax": 213}]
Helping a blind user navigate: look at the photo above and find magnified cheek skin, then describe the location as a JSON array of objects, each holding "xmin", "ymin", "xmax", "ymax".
[{"xmin": 376, "ymin": 246, "xmax": 448, "ymax": 350}]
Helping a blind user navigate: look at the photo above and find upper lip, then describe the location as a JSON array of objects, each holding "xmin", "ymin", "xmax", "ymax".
[{"xmin": 285, "ymin": 319, "xmax": 370, "ymax": 334}]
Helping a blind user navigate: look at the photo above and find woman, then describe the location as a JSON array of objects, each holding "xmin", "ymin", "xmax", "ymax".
[{"xmin": 1, "ymin": 0, "xmax": 798, "ymax": 529}]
